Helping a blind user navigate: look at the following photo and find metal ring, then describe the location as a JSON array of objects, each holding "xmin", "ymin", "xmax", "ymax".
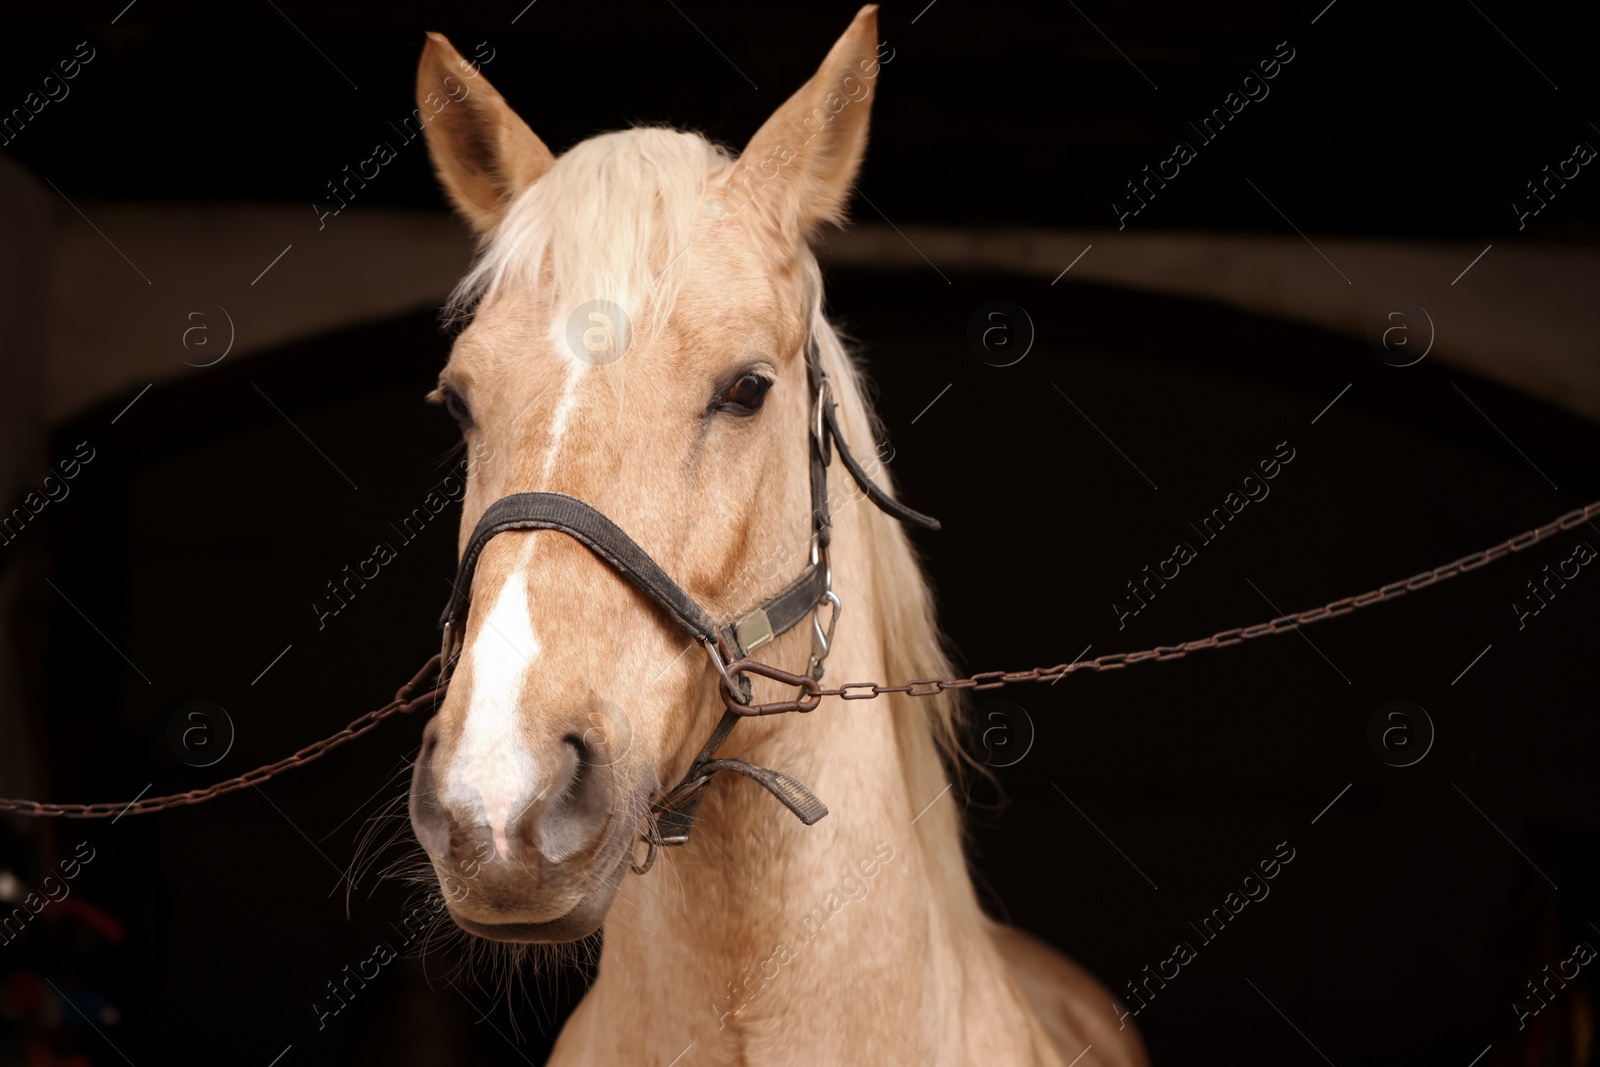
[
  {"xmin": 810, "ymin": 534, "xmax": 832, "ymax": 593},
  {"xmin": 813, "ymin": 374, "xmax": 831, "ymax": 447},
  {"xmin": 702, "ymin": 637, "xmax": 750, "ymax": 705},
  {"xmin": 630, "ymin": 831, "xmax": 659, "ymax": 875},
  {"xmin": 438, "ymin": 620, "xmax": 462, "ymax": 683}
]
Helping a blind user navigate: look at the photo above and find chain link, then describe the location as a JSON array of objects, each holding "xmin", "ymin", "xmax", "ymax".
[
  {"xmin": 745, "ymin": 497, "xmax": 1600, "ymax": 713},
  {"xmin": 0, "ymin": 656, "xmax": 445, "ymax": 818},
  {"xmin": 2, "ymin": 498, "xmax": 1595, "ymax": 818}
]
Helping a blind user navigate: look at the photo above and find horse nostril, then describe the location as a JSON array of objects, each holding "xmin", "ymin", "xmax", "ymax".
[
  {"xmin": 408, "ymin": 729, "xmax": 449, "ymax": 857},
  {"xmin": 560, "ymin": 734, "xmax": 593, "ymax": 803},
  {"xmin": 564, "ymin": 731, "xmax": 589, "ymax": 762},
  {"xmin": 532, "ymin": 734, "xmax": 615, "ymax": 863},
  {"xmin": 416, "ymin": 714, "xmax": 618, "ymax": 871},
  {"xmin": 553, "ymin": 735, "xmax": 593, "ymax": 812}
]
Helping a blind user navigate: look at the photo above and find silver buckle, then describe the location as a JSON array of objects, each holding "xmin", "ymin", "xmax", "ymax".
[{"xmin": 732, "ymin": 607, "xmax": 774, "ymax": 656}]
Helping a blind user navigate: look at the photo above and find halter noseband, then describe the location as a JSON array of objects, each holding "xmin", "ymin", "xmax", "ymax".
[{"xmin": 435, "ymin": 334, "xmax": 938, "ymax": 874}]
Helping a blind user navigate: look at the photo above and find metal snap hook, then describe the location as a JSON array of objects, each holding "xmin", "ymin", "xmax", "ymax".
[
  {"xmin": 720, "ymin": 659, "xmax": 823, "ymax": 716},
  {"xmin": 809, "ymin": 590, "xmax": 841, "ymax": 677}
]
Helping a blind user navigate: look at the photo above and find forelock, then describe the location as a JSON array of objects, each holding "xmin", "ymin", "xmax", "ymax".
[{"xmin": 446, "ymin": 127, "xmax": 733, "ymax": 340}]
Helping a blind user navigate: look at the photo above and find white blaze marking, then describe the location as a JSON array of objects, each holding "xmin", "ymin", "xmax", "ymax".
[
  {"xmin": 445, "ymin": 352, "xmax": 586, "ymax": 860},
  {"xmin": 542, "ymin": 360, "xmax": 583, "ymax": 483},
  {"xmin": 448, "ymin": 541, "xmax": 541, "ymax": 859}
]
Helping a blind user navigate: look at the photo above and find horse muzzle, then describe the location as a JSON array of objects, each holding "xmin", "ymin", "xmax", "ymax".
[{"xmin": 408, "ymin": 715, "xmax": 641, "ymax": 942}]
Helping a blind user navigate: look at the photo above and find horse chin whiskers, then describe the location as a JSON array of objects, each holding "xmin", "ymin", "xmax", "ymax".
[
  {"xmin": 396, "ymin": 876, "xmax": 604, "ymax": 1041},
  {"xmin": 334, "ymin": 763, "xmax": 424, "ymax": 919}
]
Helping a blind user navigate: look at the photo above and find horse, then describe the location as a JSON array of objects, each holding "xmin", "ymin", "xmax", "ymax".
[{"xmin": 404, "ymin": 8, "xmax": 1148, "ymax": 1064}]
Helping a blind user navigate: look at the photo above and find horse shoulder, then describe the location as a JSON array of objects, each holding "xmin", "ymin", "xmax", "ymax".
[{"xmin": 988, "ymin": 921, "xmax": 1151, "ymax": 1067}]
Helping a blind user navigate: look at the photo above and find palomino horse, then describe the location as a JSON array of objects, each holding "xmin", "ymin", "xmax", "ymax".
[{"xmin": 406, "ymin": 8, "xmax": 1147, "ymax": 1064}]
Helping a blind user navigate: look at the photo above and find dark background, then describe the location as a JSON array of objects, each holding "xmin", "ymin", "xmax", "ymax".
[
  {"xmin": 4, "ymin": 0, "xmax": 1600, "ymax": 236},
  {"xmin": 2, "ymin": 1, "xmax": 1597, "ymax": 1065}
]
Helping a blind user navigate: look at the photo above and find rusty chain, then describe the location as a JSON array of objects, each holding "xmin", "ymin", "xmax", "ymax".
[
  {"xmin": 720, "ymin": 497, "xmax": 1600, "ymax": 714},
  {"xmin": 3, "ymin": 498, "xmax": 1595, "ymax": 818},
  {"xmin": 0, "ymin": 656, "xmax": 446, "ymax": 818}
]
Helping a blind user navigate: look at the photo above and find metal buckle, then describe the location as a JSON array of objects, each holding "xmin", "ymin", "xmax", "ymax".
[{"xmin": 731, "ymin": 607, "xmax": 774, "ymax": 657}]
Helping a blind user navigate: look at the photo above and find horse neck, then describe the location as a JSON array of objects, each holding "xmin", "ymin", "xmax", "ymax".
[{"xmin": 582, "ymin": 375, "xmax": 1003, "ymax": 1057}]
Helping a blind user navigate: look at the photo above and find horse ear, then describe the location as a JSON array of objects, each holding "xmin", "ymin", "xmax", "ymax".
[
  {"xmin": 723, "ymin": 5, "xmax": 884, "ymax": 240},
  {"xmin": 417, "ymin": 32, "xmax": 554, "ymax": 234}
]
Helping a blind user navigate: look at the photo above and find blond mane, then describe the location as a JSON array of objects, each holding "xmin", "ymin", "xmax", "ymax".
[
  {"xmin": 447, "ymin": 127, "xmax": 730, "ymax": 342},
  {"xmin": 805, "ymin": 269, "xmax": 982, "ymax": 926}
]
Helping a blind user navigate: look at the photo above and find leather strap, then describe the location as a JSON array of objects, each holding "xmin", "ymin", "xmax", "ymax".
[
  {"xmin": 442, "ymin": 492, "xmax": 719, "ymax": 647},
  {"xmin": 643, "ymin": 702, "xmax": 827, "ymax": 870},
  {"xmin": 692, "ymin": 760, "xmax": 828, "ymax": 824},
  {"xmin": 820, "ymin": 396, "xmax": 941, "ymax": 532},
  {"xmin": 439, "ymin": 491, "xmax": 830, "ymax": 665},
  {"xmin": 809, "ymin": 338, "xmax": 836, "ymax": 549},
  {"xmin": 653, "ymin": 757, "xmax": 828, "ymax": 845},
  {"xmin": 726, "ymin": 562, "xmax": 828, "ymax": 658}
]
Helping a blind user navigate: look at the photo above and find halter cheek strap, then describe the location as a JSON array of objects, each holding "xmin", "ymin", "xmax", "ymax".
[{"xmin": 434, "ymin": 335, "xmax": 939, "ymax": 873}]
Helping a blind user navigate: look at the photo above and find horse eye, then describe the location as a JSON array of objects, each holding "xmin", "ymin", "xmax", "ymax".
[
  {"xmin": 442, "ymin": 386, "xmax": 474, "ymax": 427},
  {"xmin": 716, "ymin": 373, "xmax": 773, "ymax": 416}
]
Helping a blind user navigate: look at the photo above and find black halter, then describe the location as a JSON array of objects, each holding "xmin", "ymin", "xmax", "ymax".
[{"xmin": 436, "ymin": 334, "xmax": 938, "ymax": 873}]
